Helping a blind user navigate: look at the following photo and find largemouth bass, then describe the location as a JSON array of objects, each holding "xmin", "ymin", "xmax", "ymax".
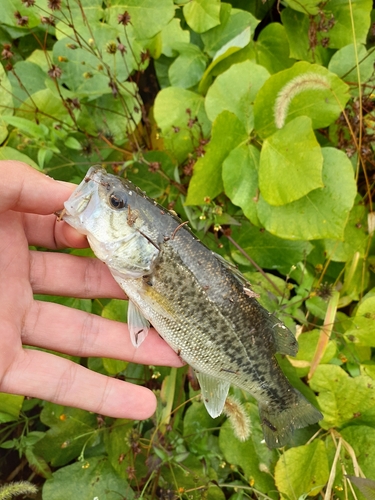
[{"xmin": 63, "ymin": 166, "xmax": 322, "ymax": 447}]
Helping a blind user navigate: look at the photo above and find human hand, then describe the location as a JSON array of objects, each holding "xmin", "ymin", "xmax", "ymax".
[{"xmin": 0, "ymin": 161, "xmax": 182, "ymax": 419}]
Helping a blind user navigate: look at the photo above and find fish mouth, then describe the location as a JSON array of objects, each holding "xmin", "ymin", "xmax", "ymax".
[
  {"xmin": 61, "ymin": 172, "xmax": 99, "ymax": 229},
  {"xmin": 63, "ymin": 190, "xmax": 92, "ymax": 219}
]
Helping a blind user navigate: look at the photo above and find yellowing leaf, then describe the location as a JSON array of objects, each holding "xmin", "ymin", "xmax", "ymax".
[
  {"xmin": 309, "ymin": 365, "xmax": 375, "ymax": 429},
  {"xmin": 275, "ymin": 440, "xmax": 329, "ymax": 498}
]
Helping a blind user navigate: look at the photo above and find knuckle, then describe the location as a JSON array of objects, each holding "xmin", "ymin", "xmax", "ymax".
[
  {"xmin": 29, "ymin": 251, "xmax": 47, "ymax": 293},
  {"xmin": 79, "ymin": 312, "xmax": 101, "ymax": 353},
  {"xmin": 95, "ymin": 376, "xmax": 112, "ymax": 415},
  {"xmin": 83, "ymin": 258, "xmax": 103, "ymax": 297}
]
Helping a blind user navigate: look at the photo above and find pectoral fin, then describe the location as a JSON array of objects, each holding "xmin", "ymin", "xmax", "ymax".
[
  {"xmin": 195, "ymin": 371, "xmax": 230, "ymax": 418},
  {"xmin": 128, "ymin": 300, "xmax": 150, "ymax": 347}
]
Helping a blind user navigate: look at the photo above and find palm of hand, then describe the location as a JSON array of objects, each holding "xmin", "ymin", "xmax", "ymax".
[{"xmin": 0, "ymin": 161, "xmax": 181, "ymax": 419}]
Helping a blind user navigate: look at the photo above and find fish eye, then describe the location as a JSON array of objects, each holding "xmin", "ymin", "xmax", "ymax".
[{"xmin": 108, "ymin": 190, "xmax": 127, "ymax": 210}]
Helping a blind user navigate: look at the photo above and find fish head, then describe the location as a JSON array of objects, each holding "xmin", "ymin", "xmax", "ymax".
[{"xmin": 63, "ymin": 166, "xmax": 160, "ymax": 277}]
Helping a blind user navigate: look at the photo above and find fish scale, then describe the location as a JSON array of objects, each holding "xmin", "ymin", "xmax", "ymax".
[{"xmin": 63, "ymin": 166, "xmax": 323, "ymax": 448}]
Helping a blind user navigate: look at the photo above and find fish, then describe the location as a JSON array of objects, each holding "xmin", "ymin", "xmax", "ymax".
[{"xmin": 62, "ymin": 166, "xmax": 322, "ymax": 448}]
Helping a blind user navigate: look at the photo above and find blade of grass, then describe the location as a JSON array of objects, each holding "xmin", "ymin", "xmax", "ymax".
[{"xmin": 308, "ymin": 290, "xmax": 339, "ymax": 380}]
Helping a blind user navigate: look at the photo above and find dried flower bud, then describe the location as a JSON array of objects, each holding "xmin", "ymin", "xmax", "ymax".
[
  {"xmin": 14, "ymin": 11, "xmax": 29, "ymax": 26},
  {"xmin": 1, "ymin": 44, "xmax": 14, "ymax": 60},
  {"xmin": 41, "ymin": 15, "xmax": 55, "ymax": 25},
  {"xmin": 48, "ymin": 64, "xmax": 62, "ymax": 79},
  {"xmin": 106, "ymin": 42, "xmax": 117, "ymax": 54},
  {"xmin": 47, "ymin": 0, "xmax": 62, "ymax": 10},
  {"xmin": 118, "ymin": 11, "xmax": 131, "ymax": 25}
]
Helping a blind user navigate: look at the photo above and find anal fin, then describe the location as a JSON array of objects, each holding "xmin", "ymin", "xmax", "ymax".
[
  {"xmin": 195, "ymin": 371, "xmax": 230, "ymax": 418},
  {"xmin": 128, "ymin": 300, "xmax": 150, "ymax": 347}
]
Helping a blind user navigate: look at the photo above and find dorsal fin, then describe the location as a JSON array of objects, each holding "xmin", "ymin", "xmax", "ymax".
[{"xmin": 267, "ymin": 315, "xmax": 298, "ymax": 356}]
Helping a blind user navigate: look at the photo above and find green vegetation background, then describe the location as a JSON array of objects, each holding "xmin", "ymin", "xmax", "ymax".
[{"xmin": 0, "ymin": 0, "xmax": 375, "ymax": 499}]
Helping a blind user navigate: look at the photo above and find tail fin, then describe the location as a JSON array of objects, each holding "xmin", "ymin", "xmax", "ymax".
[{"xmin": 259, "ymin": 390, "xmax": 322, "ymax": 448}]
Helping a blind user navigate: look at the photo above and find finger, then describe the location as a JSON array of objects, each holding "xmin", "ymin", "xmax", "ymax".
[
  {"xmin": 29, "ymin": 251, "xmax": 125, "ymax": 298},
  {"xmin": 0, "ymin": 161, "xmax": 76, "ymax": 215},
  {"xmin": 24, "ymin": 300, "xmax": 183, "ymax": 367},
  {"xmin": 2, "ymin": 348, "xmax": 157, "ymax": 419},
  {"xmin": 23, "ymin": 213, "xmax": 88, "ymax": 249}
]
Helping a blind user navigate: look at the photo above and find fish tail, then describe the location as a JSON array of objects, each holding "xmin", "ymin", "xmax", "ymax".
[{"xmin": 259, "ymin": 390, "xmax": 322, "ymax": 448}]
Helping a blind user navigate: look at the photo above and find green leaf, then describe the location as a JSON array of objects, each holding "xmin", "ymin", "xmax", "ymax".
[
  {"xmin": 0, "ymin": 393, "xmax": 24, "ymax": 422},
  {"xmin": 25, "ymin": 447, "xmax": 52, "ymax": 479},
  {"xmin": 168, "ymin": 44, "xmax": 207, "ymax": 88},
  {"xmin": 274, "ymin": 440, "xmax": 329, "ymax": 498},
  {"xmin": 0, "ymin": 63, "xmax": 13, "ymax": 143},
  {"xmin": 219, "ymin": 402, "xmax": 277, "ymax": 495},
  {"xmin": 199, "ymin": 27, "xmax": 252, "ymax": 94},
  {"xmin": 42, "ymin": 455, "xmax": 134, "ymax": 500},
  {"xmin": 126, "ymin": 154, "xmax": 170, "ymax": 198},
  {"xmin": 35, "ymin": 295, "xmax": 92, "ymax": 313},
  {"xmin": 104, "ymin": 419, "xmax": 149, "ymax": 480},
  {"xmin": 281, "ymin": 8, "xmax": 329, "ymax": 64},
  {"xmin": 16, "ymin": 88, "xmax": 73, "ymax": 129},
  {"xmin": 284, "ymin": 0, "xmax": 321, "ymax": 15},
  {"xmin": 1, "ymin": 0, "xmax": 43, "ymax": 28},
  {"xmin": 282, "ymin": 0, "xmax": 372, "ymax": 58},
  {"xmin": 185, "ymin": 111, "xmax": 247, "ymax": 205},
  {"xmin": 37, "ymin": 148, "xmax": 53, "ymax": 170},
  {"xmin": 205, "ymin": 60, "xmax": 270, "ymax": 132},
  {"xmin": 255, "ymin": 22, "xmax": 295, "ymax": 74},
  {"xmin": 257, "ymin": 148, "xmax": 357, "ymax": 240},
  {"xmin": 107, "ymin": 0, "xmax": 174, "ymax": 40},
  {"xmin": 52, "ymin": 28, "xmax": 140, "ymax": 97},
  {"xmin": 154, "ymin": 87, "xmax": 211, "ymax": 163},
  {"xmin": 183, "ymin": 0, "xmax": 221, "ymax": 33},
  {"xmin": 160, "ymin": 18, "xmax": 190, "ymax": 57},
  {"xmin": 305, "ymin": 296, "xmax": 329, "ymax": 320},
  {"xmin": 328, "ymin": 43, "xmax": 374, "ymax": 89},
  {"xmin": 65, "ymin": 137, "xmax": 82, "ymax": 150},
  {"xmin": 230, "ymin": 221, "xmax": 313, "ymax": 274},
  {"xmin": 161, "ymin": 452, "xmax": 219, "ymax": 494},
  {"xmin": 201, "ymin": 6, "xmax": 259, "ymax": 57},
  {"xmin": 34, "ymin": 404, "xmax": 98, "ymax": 467},
  {"xmin": 309, "ymin": 365, "xmax": 375, "ymax": 429},
  {"xmin": 259, "ymin": 116, "xmax": 323, "ymax": 206},
  {"xmin": 1, "ymin": 115, "xmax": 46, "ymax": 138},
  {"xmin": 102, "ymin": 357, "xmax": 128, "ymax": 375},
  {"xmin": 324, "ymin": 200, "xmax": 368, "ymax": 262},
  {"xmin": 290, "ymin": 329, "xmax": 337, "ymax": 378},
  {"xmin": 345, "ymin": 290, "xmax": 375, "ymax": 346},
  {"xmin": 78, "ymin": 86, "xmax": 141, "ymax": 145},
  {"xmin": 340, "ymin": 426, "xmax": 375, "ymax": 478},
  {"xmin": 244, "ymin": 271, "xmax": 291, "ymax": 313},
  {"xmin": 0, "ymin": 147, "xmax": 40, "ymax": 170},
  {"xmin": 254, "ymin": 61, "xmax": 350, "ymax": 139},
  {"xmin": 8, "ymin": 61, "xmax": 47, "ymax": 104},
  {"xmin": 326, "ymin": 0, "xmax": 373, "ymax": 48},
  {"xmin": 51, "ymin": 0, "xmax": 103, "ymax": 26},
  {"xmin": 183, "ymin": 402, "xmax": 218, "ymax": 456},
  {"xmin": 102, "ymin": 299, "xmax": 128, "ymax": 322},
  {"xmin": 222, "ymin": 144, "xmax": 260, "ymax": 225}
]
